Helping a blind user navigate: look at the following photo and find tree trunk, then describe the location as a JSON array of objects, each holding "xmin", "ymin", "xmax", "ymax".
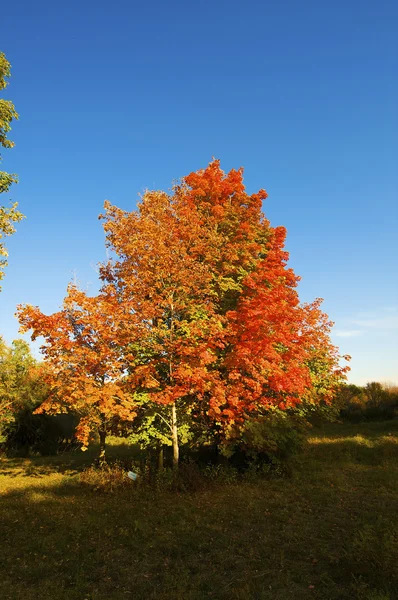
[
  {"xmin": 171, "ymin": 402, "xmax": 179, "ymax": 469},
  {"xmin": 98, "ymin": 427, "xmax": 107, "ymax": 467},
  {"xmin": 158, "ymin": 443, "xmax": 164, "ymax": 472}
]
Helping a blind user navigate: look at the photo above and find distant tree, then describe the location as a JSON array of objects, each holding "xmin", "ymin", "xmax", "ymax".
[
  {"xmin": 0, "ymin": 52, "xmax": 23, "ymax": 287},
  {"xmin": 337, "ymin": 381, "xmax": 398, "ymax": 422},
  {"xmin": 363, "ymin": 381, "xmax": 396, "ymax": 420},
  {"xmin": 364, "ymin": 382, "xmax": 388, "ymax": 407},
  {"xmin": 0, "ymin": 337, "xmax": 46, "ymax": 442},
  {"xmin": 334, "ymin": 383, "xmax": 364, "ymax": 410}
]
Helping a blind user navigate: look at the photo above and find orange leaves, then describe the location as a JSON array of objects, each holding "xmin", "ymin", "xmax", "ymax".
[{"xmin": 17, "ymin": 285, "xmax": 137, "ymax": 445}]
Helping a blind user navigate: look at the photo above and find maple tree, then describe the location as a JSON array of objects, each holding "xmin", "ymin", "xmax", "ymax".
[
  {"xmin": 17, "ymin": 160, "xmax": 348, "ymax": 467},
  {"xmin": 100, "ymin": 160, "xmax": 349, "ymax": 464},
  {"xmin": 17, "ymin": 285, "xmax": 137, "ymax": 464},
  {"xmin": 0, "ymin": 52, "xmax": 23, "ymax": 287}
]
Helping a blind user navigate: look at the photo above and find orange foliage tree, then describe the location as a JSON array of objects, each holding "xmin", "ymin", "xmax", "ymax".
[
  {"xmin": 17, "ymin": 284, "xmax": 136, "ymax": 463},
  {"xmin": 100, "ymin": 160, "xmax": 349, "ymax": 463},
  {"xmin": 18, "ymin": 160, "xmax": 348, "ymax": 466}
]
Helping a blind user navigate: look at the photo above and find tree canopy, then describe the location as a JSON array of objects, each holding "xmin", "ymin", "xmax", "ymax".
[{"xmin": 18, "ymin": 160, "xmax": 349, "ymax": 463}]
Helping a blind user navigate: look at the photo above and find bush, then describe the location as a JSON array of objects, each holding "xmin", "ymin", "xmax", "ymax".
[
  {"xmin": 80, "ymin": 461, "xmax": 135, "ymax": 493},
  {"xmin": 5, "ymin": 409, "xmax": 62, "ymax": 455},
  {"xmin": 222, "ymin": 410, "xmax": 309, "ymax": 475},
  {"xmin": 152, "ymin": 460, "xmax": 204, "ymax": 492},
  {"xmin": 4, "ymin": 410, "xmax": 78, "ymax": 456},
  {"xmin": 204, "ymin": 462, "xmax": 239, "ymax": 485}
]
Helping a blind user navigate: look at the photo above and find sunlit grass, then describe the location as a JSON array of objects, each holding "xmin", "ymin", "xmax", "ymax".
[{"xmin": 309, "ymin": 434, "xmax": 375, "ymax": 445}]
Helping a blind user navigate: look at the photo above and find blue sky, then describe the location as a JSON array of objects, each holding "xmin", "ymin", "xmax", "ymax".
[{"xmin": 0, "ymin": 0, "xmax": 397, "ymax": 384}]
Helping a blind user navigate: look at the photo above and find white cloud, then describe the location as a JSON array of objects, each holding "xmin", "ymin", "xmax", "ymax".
[
  {"xmin": 333, "ymin": 330, "xmax": 363, "ymax": 338},
  {"xmin": 351, "ymin": 309, "xmax": 398, "ymax": 330}
]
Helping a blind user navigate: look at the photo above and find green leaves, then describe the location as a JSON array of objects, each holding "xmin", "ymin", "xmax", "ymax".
[
  {"xmin": 0, "ymin": 52, "xmax": 24, "ymax": 285},
  {"xmin": 0, "ymin": 338, "xmax": 45, "ymax": 442},
  {"xmin": 0, "ymin": 54, "xmax": 19, "ymax": 190},
  {"xmin": 0, "ymin": 201, "xmax": 23, "ymax": 286}
]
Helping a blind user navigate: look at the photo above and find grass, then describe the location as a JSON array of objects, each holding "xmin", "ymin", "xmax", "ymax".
[{"xmin": 0, "ymin": 421, "xmax": 397, "ymax": 600}]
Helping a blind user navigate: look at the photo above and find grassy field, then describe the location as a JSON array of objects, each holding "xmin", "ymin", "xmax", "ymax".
[{"xmin": 1, "ymin": 421, "xmax": 397, "ymax": 600}]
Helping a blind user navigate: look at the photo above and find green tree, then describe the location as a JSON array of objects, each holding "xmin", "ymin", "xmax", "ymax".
[
  {"xmin": 0, "ymin": 52, "xmax": 23, "ymax": 286},
  {"xmin": 0, "ymin": 337, "xmax": 46, "ymax": 442},
  {"xmin": 127, "ymin": 394, "xmax": 197, "ymax": 471}
]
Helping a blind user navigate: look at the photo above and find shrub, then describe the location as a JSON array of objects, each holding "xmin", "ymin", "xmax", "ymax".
[
  {"xmin": 204, "ymin": 462, "xmax": 239, "ymax": 485},
  {"xmin": 152, "ymin": 460, "xmax": 204, "ymax": 492},
  {"xmin": 221, "ymin": 410, "xmax": 309, "ymax": 475},
  {"xmin": 79, "ymin": 461, "xmax": 135, "ymax": 493},
  {"xmin": 4, "ymin": 410, "xmax": 78, "ymax": 456}
]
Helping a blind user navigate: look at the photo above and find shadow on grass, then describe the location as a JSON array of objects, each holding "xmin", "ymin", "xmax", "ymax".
[
  {"xmin": 1, "ymin": 421, "xmax": 398, "ymax": 599},
  {"xmin": 1, "ymin": 460, "xmax": 397, "ymax": 600}
]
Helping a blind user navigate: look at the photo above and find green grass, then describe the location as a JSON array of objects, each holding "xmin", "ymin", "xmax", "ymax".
[{"xmin": 1, "ymin": 421, "xmax": 397, "ymax": 600}]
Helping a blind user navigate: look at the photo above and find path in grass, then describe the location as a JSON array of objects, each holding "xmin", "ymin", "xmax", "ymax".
[{"xmin": 1, "ymin": 421, "xmax": 397, "ymax": 600}]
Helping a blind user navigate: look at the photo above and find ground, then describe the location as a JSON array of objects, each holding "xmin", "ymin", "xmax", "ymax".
[{"xmin": 0, "ymin": 421, "xmax": 397, "ymax": 600}]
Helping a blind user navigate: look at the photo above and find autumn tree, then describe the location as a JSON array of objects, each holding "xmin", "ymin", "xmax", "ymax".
[
  {"xmin": 0, "ymin": 52, "xmax": 23, "ymax": 286},
  {"xmin": 100, "ymin": 160, "xmax": 349, "ymax": 464},
  {"xmin": 18, "ymin": 160, "xmax": 348, "ymax": 467},
  {"xmin": 17, "ymin": 285, "xmax": 137, "ymax": 464}
]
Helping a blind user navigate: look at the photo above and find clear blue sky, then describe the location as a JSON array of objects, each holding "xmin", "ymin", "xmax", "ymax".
[{"xmin": 0, "ymin": 0, "xmax": 397, "ymax": 384}]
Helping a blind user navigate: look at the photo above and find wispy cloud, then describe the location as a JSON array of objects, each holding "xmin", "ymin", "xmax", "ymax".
[
  {"xmin": 334, "ymin": 330, "xmax": 363, "ymax": 338},
  {"xmin": 351, "ymin": 307, "xmax": 398, "ymax": 330}
]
